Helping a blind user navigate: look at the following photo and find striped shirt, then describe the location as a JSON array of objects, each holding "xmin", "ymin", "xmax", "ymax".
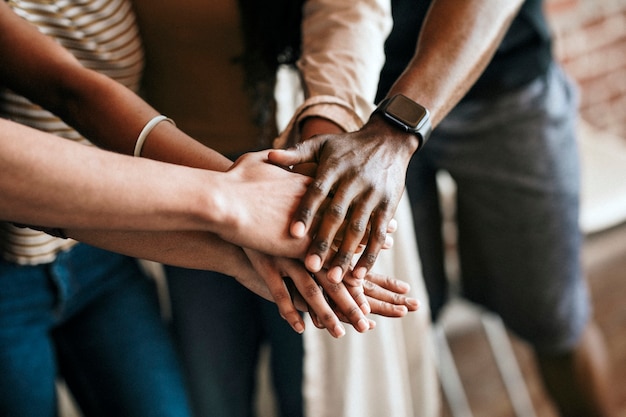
[{"xmin": 1, "ymin": 0, "xmax": 144, "ymax": 265}]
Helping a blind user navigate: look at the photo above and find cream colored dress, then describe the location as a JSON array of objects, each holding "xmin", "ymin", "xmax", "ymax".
[
  {"xmin": 133, "ymin": 0, "xmax": 440, "ymax": 414},
  {"xmin": 275, "ymin": 59, "xmax": 439, "ymax": 416},
  {"xmin": 302, "ymin": 195, "xmax": 438, "ymax": 417}
]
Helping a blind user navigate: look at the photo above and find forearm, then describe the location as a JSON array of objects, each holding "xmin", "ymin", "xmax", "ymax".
[
  {"xmin": 387, "ymin": 0, "xmax": 523, "ymax": 126},
  {"xmin": 70, "ymin": 229, "xmax": 248, "ymax": 277},
  {"xmin": 0, "ymin": 2, "xmax": 231, "ymax": 171},
  {"xmin": 56, "ymin": 70, "xmax": 233, "ymax": 170},
  {"xmin": 2, "ymin": 121, "xmax": 312, "ymax": 258},
  {"xmin": 0, "ymin": 119, "xmax": 226, "ymax": 232}
]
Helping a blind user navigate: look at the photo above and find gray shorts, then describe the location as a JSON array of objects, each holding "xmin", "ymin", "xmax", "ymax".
[{"xmin": 407, "ymin": 63, "xmax": 590, "ymax": 353}]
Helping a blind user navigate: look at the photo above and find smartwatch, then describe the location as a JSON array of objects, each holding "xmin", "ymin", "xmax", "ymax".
[{"xmin": 373, "ymin": 94, "xmax": 432, "ymax": 150}]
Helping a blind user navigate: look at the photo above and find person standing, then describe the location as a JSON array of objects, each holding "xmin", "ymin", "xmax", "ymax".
[
  {"xmin": 0, "ymin": 1, "xmax": 192, "ymax": 415},
  {"xmin": 132, "ymin": 0, "xmax": 437, "ymax": 416},
  {"xmin": 270, "ymin": 0, "xmax": 616, "ymax": 415}
]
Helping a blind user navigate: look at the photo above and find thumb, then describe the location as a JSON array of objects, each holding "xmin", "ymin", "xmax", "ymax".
[{"xmin": 268, "ymin": 140, "xmax": 320, "ymax": 166}]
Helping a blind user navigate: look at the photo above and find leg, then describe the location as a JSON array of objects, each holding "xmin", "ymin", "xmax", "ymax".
[
  {"xmin": 166, "ymin": 266, "xmax": 264, "ymax": 417},
  {"xmin": 0, "ymin": 259, "xmax": 59, "ymax": 417},
  {"xmin": 52, "ymin": 245, "xmax": 191, "ymax": 417},
  {"xmin": 537, "ymin": 321, "xmax": 616, "ymax": 417},
  {"xmin": 437, "ymin": 64, "xmax": 615, "ymax": 416},
  {"xmin": 405, "ymin": 150, "xmax": 448, "ymax": 321},
  {"xmin": 261, "ymin": 299, "xmax": 304, "ymax": 417}
]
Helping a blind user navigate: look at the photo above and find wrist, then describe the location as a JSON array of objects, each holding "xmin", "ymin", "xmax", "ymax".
[
  {"xmin": 365, "ymin": 112, "xmax": 421, "ymax": 155},
  {"xmin": 371, "ymin": 94, "xmax": 432, "ymax": 151},
  {"xmin": 299, "ymin": 116, "xmax": 344, "ymax": 141},
  {"xmin": 184, "ymin": 170, "xmax": 235, "ymax": 235}
]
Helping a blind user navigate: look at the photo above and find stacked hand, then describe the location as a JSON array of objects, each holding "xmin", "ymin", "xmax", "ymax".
[
  {"xmin": 268, "ymin": 117, "xmax": 416, "ymax": 283},
  {"xmin": 242, "ymin": 248, "xmax": 418, "ymax": 338},
  {"xmin": 227, "ymin": 143, "xmax": 417, "ymax": 337}
]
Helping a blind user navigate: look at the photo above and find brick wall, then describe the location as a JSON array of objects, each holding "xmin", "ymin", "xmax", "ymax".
[{"xmin": 546, "ymin": 0, "xmax": 626, "ymax": 140}]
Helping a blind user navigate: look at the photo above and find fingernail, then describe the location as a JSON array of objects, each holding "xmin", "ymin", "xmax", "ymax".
[
  {"xmin": 291, "ymin": 221, "xmax": 306, "ymax": 238},
  {"xmin": 394, "ymin": 305, "xmax": 409, "ymax": 314},
  {"xmin": 406, "ymin": 298, "xmax": 420, "ymax": 310},
  {"xmin": 357, "ymin": 318, "xmax": 369, "ymax": 333},
  {"xmin": 334, "ymin": 324, "xmax": 345, "ymax": 338},
  {"xmin": 306, "ymin": 254, "xmax": 322, "ymax": 272},
  {"xmin": 328, "ymin": 266, "xmax": 343, "ymax": 283},
  {"xmin": 292, "ymin": 321, "xmax": 305, "ymax": 334},
  {"xmin": 354, "ymin": 267, "xmax": 367, "ymax": 280},
  {"xmin": 384, "ymin": 235, "xmax": 394, "ymax": 248},
  {"xmin": 360, "ymin": 301, "xmax": 371, "ymax": 315}
]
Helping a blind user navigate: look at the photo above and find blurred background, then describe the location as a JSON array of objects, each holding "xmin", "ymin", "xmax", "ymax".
[
  {"xmin": 56, "ymin": 0, "xmax": 625, "ymax": 416},
  {"xmin": 437, "ymin": 0, "xmax": 626, "ymax": 415}
]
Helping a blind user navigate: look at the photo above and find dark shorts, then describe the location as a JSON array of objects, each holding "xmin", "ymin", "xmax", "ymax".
[{"xmin": 407, "ymin": 63, "xmax": 590, "ymax": 353}]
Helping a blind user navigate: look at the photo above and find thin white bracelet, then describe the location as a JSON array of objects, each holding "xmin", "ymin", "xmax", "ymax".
[{"xmin": 133, "ymin": 115, "xmax": 176, "ymax": 157}]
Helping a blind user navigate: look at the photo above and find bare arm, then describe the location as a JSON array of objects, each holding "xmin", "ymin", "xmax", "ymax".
[
  {"xmin": 0, "ymin": 1, "xmax": 416, "ymax": 334},
  {"xmin": 0, "ymin": 1, "xmax": 227, "ymax": 170},
  {"xmin": 67, "ymin": 229, "xmax": 418, "ymax": 337},
  {"xmin": 0, "ymin": 120, "xmax": 312, "ymax": 258},
  {"xmin": 269, "ymin": 0, "xmax": 524, "ymax": 281},
  {"xmin": 383, "ymin": 0, "xmax": 523, "ymax": 124}
]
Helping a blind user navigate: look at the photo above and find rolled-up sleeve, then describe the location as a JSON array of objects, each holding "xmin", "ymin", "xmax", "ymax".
[{"xmin": 274, "ymin": 0, "xmax": 392, "ymax": 148}]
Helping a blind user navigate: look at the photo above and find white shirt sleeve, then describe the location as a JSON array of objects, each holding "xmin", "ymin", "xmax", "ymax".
[{"xmin": 274, "ymin": 0, "xmax": 392, "ymax": 148}]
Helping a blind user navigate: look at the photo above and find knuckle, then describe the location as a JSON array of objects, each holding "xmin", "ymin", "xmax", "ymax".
[
  {"xmin": 298, "ymin": 207, "xmax": 314, "ymax": 222},
  {"xmin": 314, "ymin": 239, "xmax": 330, "ymax": 253},
  {"xmin": 350, "ymin": 218, "xmax": 366, "ymax": 234},
  {"xmin": 346, "ymin": 306, "xmax": 362, "ymax": 320},
  {"xmin": 378, "ymin": 196, "xmax": 392, "ymax": 210},
  {"xmin": 320, "ymin": 311, "xmax": 336, "ymax": 324},
  {"xmin": 325, "ymin": 157, "xmax": 341, "ymax": 171},
  {"xmin": 363, "ymin": 253, "xmax": 377, "ymax": 268},
  {"xmin": 303, "ymin": 283, "xmax": 322, "ymax": 298},
  {"xmin": 311, "ymin": 180, "xmax": 328, "ymax": 196},
  {"xmin": 392, "ymin": 293, "xmax": 404, "ymax": 305},
  {"xmin": 334, "ymin": 251, "xmax": 352, "ymax": 266},
  {"xmin": 373, "ymin": 226, "xmax": 387, "ymax": 243},
  {"xmin": 382, "ymin": 275, "xmax": 395, "ymax": 288},
  {"xmin": 363, "ymin": 279, "xmax": 376, "ymax": 292},
  {"xmin": 351, "ymin": 290, "xmax": 366, "ymax": 305},
  {"xmin": 272, "ymin": 291, "xmax": 291, "ymax": 303},
  {"xmin": 328, "ymin": 203, "xmax": 345, "ymax": 219},
  {"xmin": 323, "ymin": 281, "xmax": 342, "ymax": 295}
]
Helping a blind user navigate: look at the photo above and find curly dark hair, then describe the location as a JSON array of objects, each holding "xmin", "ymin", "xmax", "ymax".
[{"xmin": 236, "ymin": 0, "xmax": 305, "ymax": 145}]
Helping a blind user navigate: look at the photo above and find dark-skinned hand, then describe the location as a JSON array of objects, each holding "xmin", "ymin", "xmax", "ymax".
[{"xmin": 268, "ymin": 115, "xmax": 419, "ymax": 283}]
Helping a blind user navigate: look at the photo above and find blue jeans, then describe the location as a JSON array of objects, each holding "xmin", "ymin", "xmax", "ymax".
[
  {"xmin": 165, "ymin": 266, "xmax": 304, "ymax": 417},
  {"xmin": 0, "ymin": 243, "xmax": 191, "ymax": 417},
  {"xmin": 407, "ymin": 63, "xmax": 590, "ymax": 353}
]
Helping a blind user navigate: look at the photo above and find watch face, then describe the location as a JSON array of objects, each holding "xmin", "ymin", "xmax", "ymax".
[{"xmin": 386, "ymin": 94, "xmax": 428, "ymax": 129}]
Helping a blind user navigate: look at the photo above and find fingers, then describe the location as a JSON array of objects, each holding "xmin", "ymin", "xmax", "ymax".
[
  {"xmin": 313, "ymin": 268, "xmax": 372, "ymax": 333},
  {"xmin": 352, "ymin": 202, "xmax": 396, "ymax": 280},
  {"xmin": 245, "ymin": 253, "xmax": 307, "ymax": 334},
  {"xmin": 267, "ymin": 144, "xmax": 316, "ymax": 167},
  {"xmin": 325, "ymin": 194, "xmax": 380, "ymax": 283},
  {"xmin": 280, "ymin": 260, "xmax": 347, "ymax": 338},
  {"xmin": 304, "ymin": 184, "xmax": 357, "ymax": 274},
  {"xmin": 268, "ymin": 144, "xmax": 326, "ymax": 239},
  {"xmin": 294, "ymin": 168, "xmax": 338, "ymax": 244},
  {"xmin": 362, "ymin": 273, "xmax": 420, "ymax": 316}
]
